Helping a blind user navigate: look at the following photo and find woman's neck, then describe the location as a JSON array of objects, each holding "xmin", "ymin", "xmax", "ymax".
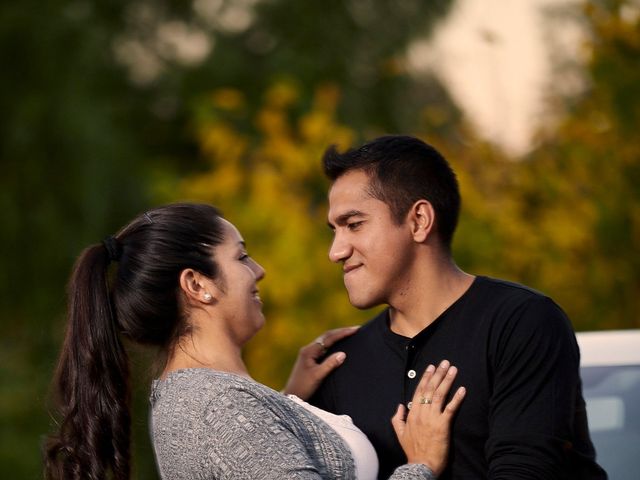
[{"xmin": 162, "ymin": 334, "xmax": 250, "ymax": 379}]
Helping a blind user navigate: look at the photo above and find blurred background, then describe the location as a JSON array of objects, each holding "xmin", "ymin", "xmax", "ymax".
[{"xmin": 1, "ymin": 0, "xmax": 638, "ymax": 477}]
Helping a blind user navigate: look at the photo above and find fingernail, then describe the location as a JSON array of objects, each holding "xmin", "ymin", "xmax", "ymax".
[
  {"xmin": 426, "ymin": 364, "xmax": 435, "ymax": 373},
  {"xmin": 336, "ymin": 352, "xmax": 346, "ymax": 363},
  {"xmin": 447, "ymin": 366, "xmax": 457, "ymax": 376}
]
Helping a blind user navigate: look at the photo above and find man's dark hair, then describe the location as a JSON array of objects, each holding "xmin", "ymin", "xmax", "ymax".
[{"xmin": 323, "ymin": 135, "xmax": 460, "ymax": 251}]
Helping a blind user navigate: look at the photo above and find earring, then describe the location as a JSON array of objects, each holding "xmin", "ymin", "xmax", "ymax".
[{"xmin": 203, "ymin": 292, "xmax": 212, "ymax": 302}]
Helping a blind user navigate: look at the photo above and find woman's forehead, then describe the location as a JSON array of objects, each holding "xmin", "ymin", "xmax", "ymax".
[{"xmin": 219, "ymin": 218, "xmax": 244, "ymax": 245}]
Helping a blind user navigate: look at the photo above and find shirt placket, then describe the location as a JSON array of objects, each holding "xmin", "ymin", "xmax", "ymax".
[{"xmin": 403, "ymin": 341, "xmax": 420, "ymax": 409}]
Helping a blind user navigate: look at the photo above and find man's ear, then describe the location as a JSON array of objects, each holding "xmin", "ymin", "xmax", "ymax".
[
  {"xmin": 179, "ymin": 268, "xmax": 216, "ymax": 305},
  {"xmin": 408, "ymin": 200, "xmax": 435, "ymax": 243}
]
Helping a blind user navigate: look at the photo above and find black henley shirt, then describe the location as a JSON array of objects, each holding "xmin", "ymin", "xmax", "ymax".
[{"xmin": 310, "ymin": 276, "xmax": 606, "ymax": 479}]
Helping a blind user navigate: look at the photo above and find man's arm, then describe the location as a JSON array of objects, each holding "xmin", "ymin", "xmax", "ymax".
[{"xmin": 486, "ymin": 295, "xmax": 600, "ymax": 479}]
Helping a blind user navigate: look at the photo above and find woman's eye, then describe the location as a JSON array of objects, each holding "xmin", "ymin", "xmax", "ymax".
[{"xmin": 239, "ymin": 253, "xmax": 249, "ymax": 261}]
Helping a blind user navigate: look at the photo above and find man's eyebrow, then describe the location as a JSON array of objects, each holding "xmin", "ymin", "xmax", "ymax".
[{"xmin": 327, "ymin": 210, "xmax": 367, "ymax": 228}]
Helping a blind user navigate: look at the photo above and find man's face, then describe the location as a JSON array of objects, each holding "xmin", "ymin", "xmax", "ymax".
[{"xmin": 327, "ymin": 169, "xmax": 416, "ymax": 309}]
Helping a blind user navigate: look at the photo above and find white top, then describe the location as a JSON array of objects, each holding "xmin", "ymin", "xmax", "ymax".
[{"xmin": 288, "ymin": 395, "xmax": 379, "ymax": 480}]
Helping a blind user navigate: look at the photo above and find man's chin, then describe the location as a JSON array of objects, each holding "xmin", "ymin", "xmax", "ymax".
[{"xmin": 347, "ymin": 291, "xmax": 381, "ymax": 310}]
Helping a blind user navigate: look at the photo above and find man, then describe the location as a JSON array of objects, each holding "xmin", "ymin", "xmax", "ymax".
[{"xmin": 310, "ymin": 136, "xmax": 606, "ymax": 479}]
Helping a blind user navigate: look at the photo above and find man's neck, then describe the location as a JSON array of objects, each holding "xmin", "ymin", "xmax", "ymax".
[{"xmin": 388, "ymin": 260, "xmax": 475, "ymax": 338}]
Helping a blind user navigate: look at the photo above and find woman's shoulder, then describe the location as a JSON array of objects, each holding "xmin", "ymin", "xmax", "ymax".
[
  {"xmin": 151, "ymin": 368, "xmax": 276, "ymax": 410},
  {"xmin": 150, "ymin": 369, "xmax": 285, "ymax": 459}
]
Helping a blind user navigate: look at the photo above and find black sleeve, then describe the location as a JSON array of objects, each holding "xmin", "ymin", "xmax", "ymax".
[{"xmin": 486, "ymin": 296, "xmax": 584, "ymax": 479}]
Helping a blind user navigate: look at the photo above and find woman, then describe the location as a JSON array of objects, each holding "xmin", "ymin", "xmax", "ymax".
[{"xmin": 45, "ymin": 203, "xmax": 465, "ymax": 480}]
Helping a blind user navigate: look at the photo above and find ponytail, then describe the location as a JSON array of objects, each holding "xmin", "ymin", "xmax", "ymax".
[
  {"xmin": 45, "ymin": 203, "xmax": 226, "ymax": 479},
  {"xmin": 45, "ymin": 244, "xmax": 131, "ymax": 480}
]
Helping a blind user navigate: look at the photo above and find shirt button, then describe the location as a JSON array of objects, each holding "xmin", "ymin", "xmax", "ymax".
[{"xmin": 407, "ymin": 369, "xmax": 416, "ymax": 379}]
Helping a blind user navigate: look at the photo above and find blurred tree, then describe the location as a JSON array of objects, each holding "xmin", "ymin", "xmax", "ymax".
[
  {"xmin": 16, "ymin": 0, "xmax": 638, "ymax": 477},
  {"xmin": 174, "ymin": 0, "xmax": 640, "ymax": 401},
  {"xmin": 501, "ymin": 0, "xmax": 640, "ymax": 330},
  {"xmin": 0, "ymin": 1, "xmax": 151, "ymax": 477},
  {"xmin": 440, "ymin": 0, "xmax": 640, "ymax": 331},
  {"xmin": 116, "ymin": 0, "xmax": 458, "ymax": 388},
  {"xmin": 154, "ymin": 0, "xmax": 459, "ymax": 388},
  {"xmin": 172, "ymin": 82, "xmax": 366, "ymax": 386},
  {"xmin": 111, "ymin": 0, "xmax": 456, "ymax": 135},
  {"xmin": 1, "ymin": 0, "xmax": 457, "ymax": 477}
]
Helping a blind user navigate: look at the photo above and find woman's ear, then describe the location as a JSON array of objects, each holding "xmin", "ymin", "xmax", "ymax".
[
  {"xmin": 179, "ymin": 269, "xmax": 216, "ymax": 305},
  {"xmin": 408, "ymin": 200, "xmax": 435, "ymax": 243}
]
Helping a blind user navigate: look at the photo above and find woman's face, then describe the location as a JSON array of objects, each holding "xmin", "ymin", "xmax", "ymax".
[{"xmin": 212, "ymin": 219, "xmax": 266, "ymax": 343}]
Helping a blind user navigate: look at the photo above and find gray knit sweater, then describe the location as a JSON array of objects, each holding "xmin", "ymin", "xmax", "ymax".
[{"xmin": 150, "ymin": 369, "xmax": 436, "ymax": 479}]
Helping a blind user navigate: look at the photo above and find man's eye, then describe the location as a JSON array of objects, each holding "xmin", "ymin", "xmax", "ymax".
[{"xmin": 347, "ymin": 221, "xmax": 363, "ymax": 231}]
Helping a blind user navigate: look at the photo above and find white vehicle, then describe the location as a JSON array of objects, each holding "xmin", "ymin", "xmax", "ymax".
[{"xmin": 577, "ymin": 329, "xmax": 640, "ymax": 480}]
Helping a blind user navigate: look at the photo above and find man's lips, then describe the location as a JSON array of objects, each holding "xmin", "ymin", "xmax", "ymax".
[{"xmin": 343, "ymin": 264, "xmax": 362, "ymax": 274}]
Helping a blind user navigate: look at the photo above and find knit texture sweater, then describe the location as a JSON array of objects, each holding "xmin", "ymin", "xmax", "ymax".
[{"xmin": 150, "ymin": 369, "xmax": 436, "ymax": 479}]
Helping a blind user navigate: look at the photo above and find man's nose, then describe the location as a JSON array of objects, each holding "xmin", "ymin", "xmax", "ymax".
[{"xmin": 329, "ymin": 232, "xmax": 351, "ymax": 264}]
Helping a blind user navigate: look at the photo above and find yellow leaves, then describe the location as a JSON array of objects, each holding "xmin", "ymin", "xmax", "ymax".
[
  {"xmin": 300, "ymin": 112, "xmax": 332, "ymax": 143},
  {"xmin": 313, "ymin": 83, "xmax": 340, "ymax": 112},
  {"xmin": 299, "ymin": 84, "xmax": 353, "ymax": 151},
  {"xmin": 175, "ymin": 52, "xmax": 638, "ymax": 387},
  {"xmin": 175, "ymin": 80, "xmax": 363, "ymax": 387},
  {"xmin": 197, "ymin": 123, "xmax": 248, "ymax": 165},
  {"xmin": 256, "ymin": 107, "xmax": 290, "ymax": 137},
  {"xmin": 299, "ymin": 111, "xmax": 353, "ymax": 151},
  {"xmin": 264, "ymin": 79, "xmax": 299, "ymax": 109},
  {"xmin": 211, "ymin": 88, "xmax": 245, "ymax": 111},
  {"xmin": 189, "ymin": 121, "xmax": 248, "ymax": 202}
]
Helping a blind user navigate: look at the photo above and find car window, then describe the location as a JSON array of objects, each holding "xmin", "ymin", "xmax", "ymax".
[{"xmin": 582, "ymin": 365, "xmax": 640, "ymax": 480}]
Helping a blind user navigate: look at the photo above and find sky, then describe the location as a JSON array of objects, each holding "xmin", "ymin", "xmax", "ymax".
[{"xmin": 408, "ymin": 0, "xmax": 581, "ymax": 155}]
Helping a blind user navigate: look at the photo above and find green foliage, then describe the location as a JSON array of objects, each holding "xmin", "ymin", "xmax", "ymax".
[
  {"xmin": 170, "ymin": 82, "xmax": 377, "ymax": 386},
  {"xmin": 517, "ymin": 0, "xmax": 640, "ymax": 329},
  {"xmin": 173, "ymin": 1, "xmax": 640, "ymax": 398},
  {"xmin": 443, "ymin": 0, "xmax": 640, "ymax": 331},
  {"xmin": 3, "ymin": 0, "xmax": 637, "ymax": 477},
  {"xmin": 1, "ymin": 0, "xmax": 456, "ymax": 477},
  {"xmin": 0, "ymin": 1, "xmax": 149, "ymax": 477}
]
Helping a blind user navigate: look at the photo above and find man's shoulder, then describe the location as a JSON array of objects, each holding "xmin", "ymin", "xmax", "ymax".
[
  {"xmin": 475, "ymin": 275, "xmax": 546, "ymax": 299},
  {"xmin": 467, "ymin": 276, "xmax": 573, "ymax": 329},
  {"xmin": 472, "ymin": 276, "xmax": 574, "ymax": 340},
  {"xmin": 472, "ymin": 275, "xmax": 561, "ymax": 310}
]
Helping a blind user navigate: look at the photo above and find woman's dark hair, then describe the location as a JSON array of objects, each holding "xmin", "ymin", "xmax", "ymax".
[
  {"xmin": 323, "ymin": 135, "xmax": 461, "ymax": 251},
  {"xmin": 44, "ymin": 203, "xmax": 225, "ymax": 480}
]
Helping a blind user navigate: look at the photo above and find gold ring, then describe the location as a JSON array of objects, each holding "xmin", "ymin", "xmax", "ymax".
[
  {"xmin": 315, "ymin": 338, "xmax": 326, "ymax": 350},
  {"xmin": 419, "ymin": 397, "xmax": 432, "ymax": 405}
]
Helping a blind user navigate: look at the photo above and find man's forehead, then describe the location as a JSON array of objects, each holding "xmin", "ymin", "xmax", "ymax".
[{"xmin": 328, "ymin": 174, "xmax": 373, "ymax": 203}]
